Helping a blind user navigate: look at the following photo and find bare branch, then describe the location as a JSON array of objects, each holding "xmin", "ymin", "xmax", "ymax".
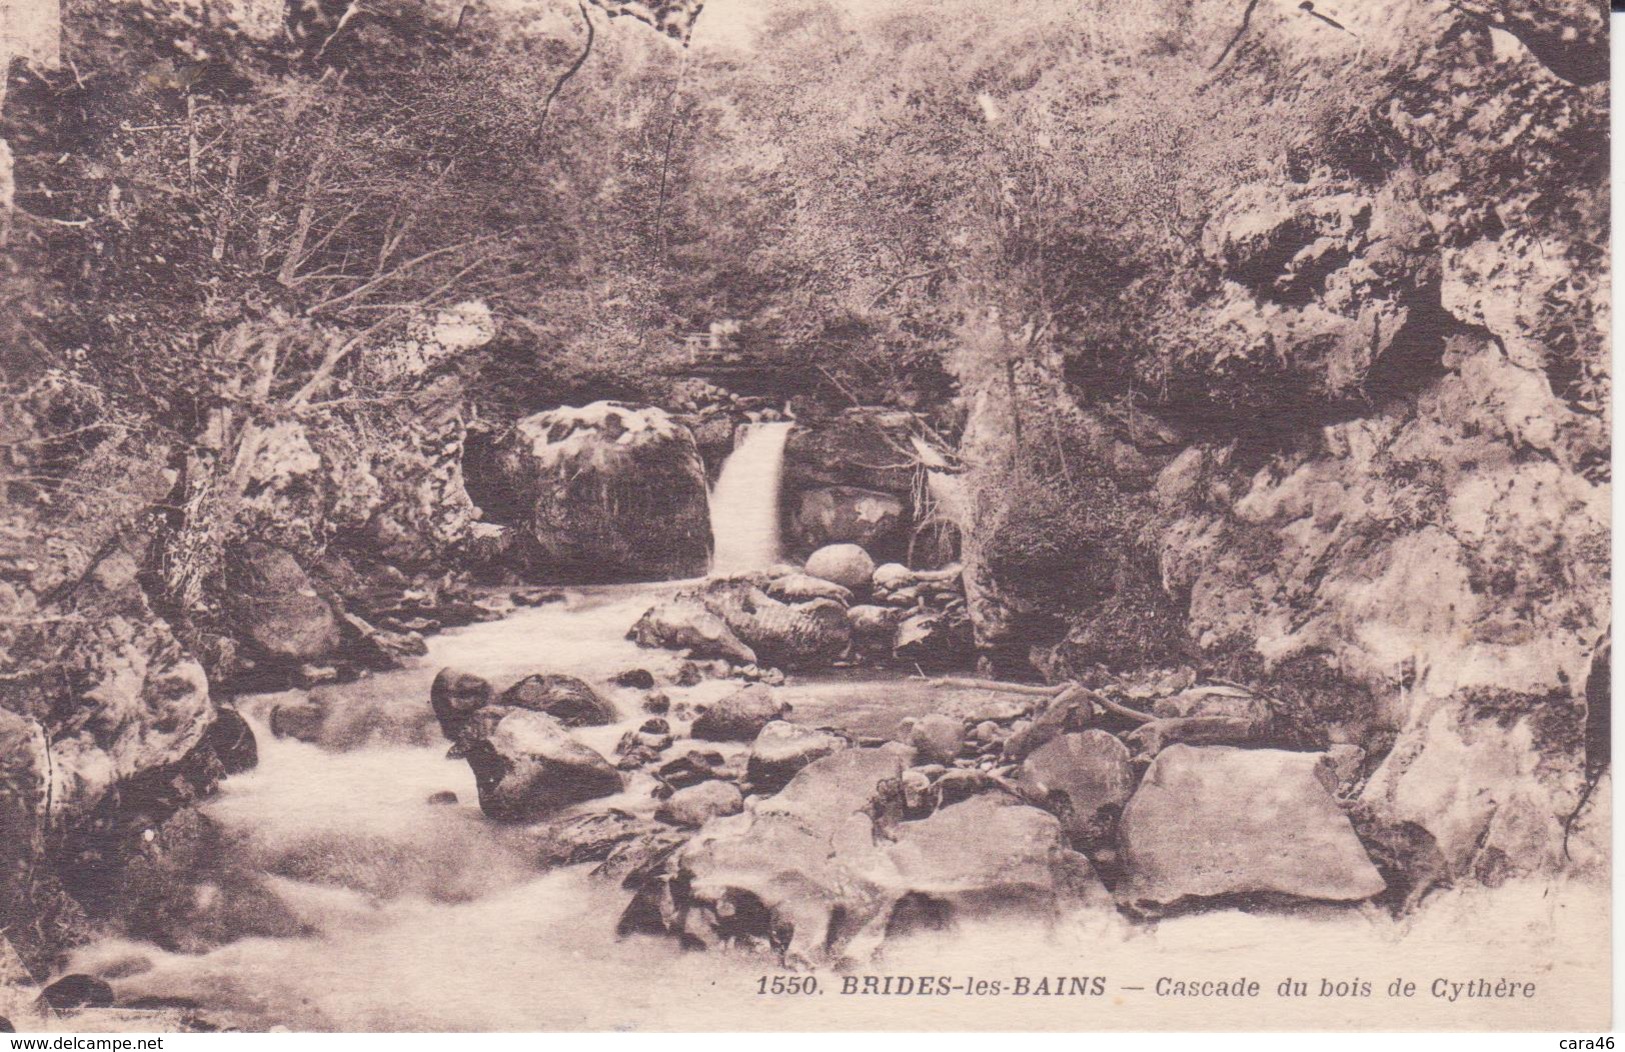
[
  {"xmin": 305, "ymin": 228, "xmax": 519, "ymax": 316},
  {"xmin": 278, "ymin": 147, "xmax": 332, "ymax": 286},
  {"xmin": 539, "ymin": 1, "xmax": 597, "ymax": 135}
]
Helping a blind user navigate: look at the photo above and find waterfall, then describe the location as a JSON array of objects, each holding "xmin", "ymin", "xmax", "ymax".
[{"xmin": 709, "ymin": 421, "xmax": 793, "ymax": 575}]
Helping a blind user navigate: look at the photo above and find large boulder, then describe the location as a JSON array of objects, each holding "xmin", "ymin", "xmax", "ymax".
[
  {"xmin": 747, "ymin": 720, "xmax": 847, "ymax": 792},
  {"xmin": 692, "ymin": 685, "xmax": 789, "ymax": 742},
  {"xmin": 224, "ymin": 541, "xmax": 341, "ymax": 663},
  {"xmin": 622, "ymin": 746, "xmax": 1105, "ymax": 964},
  {"xmin": 884, "ymin": 794, "xmax": 1106, "ymax": 931},
  {"xmin": 491, "ymin": 402, "xmax": 711, "ymax": 581},
  {"xmin": 620, "ymin": 746, "xmax": 912, "ymax": 962},
  {"xmin": 462, "ymin": 709, "xmax": 622, "ymax": 822},
  {"xmin": 793, "ymin": 486, "xmax": 905, "ymax": 555},
  {"xmin": 804, "ymin": 544, "xmax": 875, "ymax": 593},
  {"xmin": 656, "ymin": 780, "xmax": 744, "ymax": 828},
  {"xmin": 429, "ymin": 667, "xmax": 494, "ymax": 742},
  {"xmin": 733, "ymin": 596, "xmax": 851, "ymax": 669},
  {"xmin": 1016, "ymin": 731, "xmax": 1135, "ymax": 843},
  {"xmin": 269, "ymin": 700, "xmax": 325, "ymax": 743},
  {"xmin": 678, "ymin": 579, "xmax": 851, "ymax": 669},
  {"xmin": 628, "ymin": 601, "xmax": 756, "ymax": 665},
  {"xmin": 499, "ymin": 673, "xmax": 615, "ymax": 728},
  {"xmin": 1116, "ymin": 746, "xmax": 1385, "ymax": 911}
]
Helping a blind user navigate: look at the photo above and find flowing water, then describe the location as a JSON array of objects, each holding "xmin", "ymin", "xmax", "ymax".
[
  {"xmin": 52, "ymin": 587, "xmax": 1608, "ymax": 1031},
  {"xmin": 708, "ymin": 421, "xmax": 794, "ymax": 575}
]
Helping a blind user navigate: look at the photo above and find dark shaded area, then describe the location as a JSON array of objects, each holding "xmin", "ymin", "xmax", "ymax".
[{"xmin": 1584, "ymin": 635, "xmax": 1610, "ymax": 776}]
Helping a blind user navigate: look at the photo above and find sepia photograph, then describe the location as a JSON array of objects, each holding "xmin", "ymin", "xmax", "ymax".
[{"xmin": 0, "ymin": 0, "xmax": 1611, "ymax": 1034}]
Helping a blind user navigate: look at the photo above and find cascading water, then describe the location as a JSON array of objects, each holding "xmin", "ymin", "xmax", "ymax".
[{"xmin": 707, "ymin": 421, "xmax": 793, "ymax": 575}]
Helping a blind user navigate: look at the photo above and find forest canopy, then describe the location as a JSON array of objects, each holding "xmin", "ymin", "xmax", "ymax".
[{"xmin": 4, "ymin": 0, "xmax": 1374, "ymax": 435}]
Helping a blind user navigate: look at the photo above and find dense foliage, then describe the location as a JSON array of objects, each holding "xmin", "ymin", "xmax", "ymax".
[{"xmin": 4, "ymin": 0, "xmax": 1605, "ymax": 660}]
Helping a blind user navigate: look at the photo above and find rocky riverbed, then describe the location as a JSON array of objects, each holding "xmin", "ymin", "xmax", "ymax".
[{"xmin": 0, "ymin": 556, "xmax": 1606, "ymax": 1032}]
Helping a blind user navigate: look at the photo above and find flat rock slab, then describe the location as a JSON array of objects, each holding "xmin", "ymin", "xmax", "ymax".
[
  {"xmin": 1116, "ymin": 745, "xmax": 1385, "ymax": 910},
  {"xmin": 887, "ymin": 794, "xmax": 1107, "ymax": 926}
]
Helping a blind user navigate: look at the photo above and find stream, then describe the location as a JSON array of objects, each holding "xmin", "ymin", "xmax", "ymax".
[
  {"xmin": 55, "ymin": 585, "xmax": 985, "ymax": 1031},
  {"xmin": 52, "ymin": 585, "xmax": 1608, "ymax": 1031},
  {"xmin": 35, "ymin": 419, "xmax": 1607, "ymax": 1031}
]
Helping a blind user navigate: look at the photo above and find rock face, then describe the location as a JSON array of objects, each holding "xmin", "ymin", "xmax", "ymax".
[
  {"xmin": 358, "ymin": 376, "xmax": 484, "ymax": 569},
  {"xmin": 1017, "ymin": 731, "xmax": 1135, "ymax": 843},
  {"xmin": 805, "ymin": 544, "xmax": 876, "ymax": 593},
  {"xmin": 783, "ymin": 408, "xmax": 925, "ymax": 496},
  {"xmin": 622, "ymin": 746, "xmax": 1105, "ymax": 964},
  {"xmin": 0, "ymin": 527, "xmax": 246, "ymax": 972},
  {"xmin": 462, "ymin": 710, "xmax": 622, "ymax": 822},
  {"xmin": 224, "ymin": 541, "xmax": 341, "ymax": 662},
  {"xmin": 687, "ymin": 410, "xmax": 742, "ymax": 474},
  {"xmin": 491, "ymin": 402, "xmax": 712, "ymax": 581},
  {"xmin": 499, "ymin": 674, "xmax": 616, "ymax": 728},
  {"xmin": 1116, "ymin": 746, "xmax": 1385, "ymax": 910},
  {"xmin": 223, "ymin": 369, "xmax": 483, "ymax": 575},
  {"xmin": 947, "ymin": 0, "xmax": 1608, "ymax": 881},
  {"xmin": 794, "ymin": 486, "xmax": 905, "ymax": 554},
  {"xmin": 692, "ymin": 685, "xmax": 789, "ymax": 742}
]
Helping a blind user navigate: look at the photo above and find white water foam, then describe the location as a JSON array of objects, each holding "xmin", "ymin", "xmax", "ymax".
[{"xmin": 709, "ymin": 421, "xmax": 793, "ymax": 575}]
